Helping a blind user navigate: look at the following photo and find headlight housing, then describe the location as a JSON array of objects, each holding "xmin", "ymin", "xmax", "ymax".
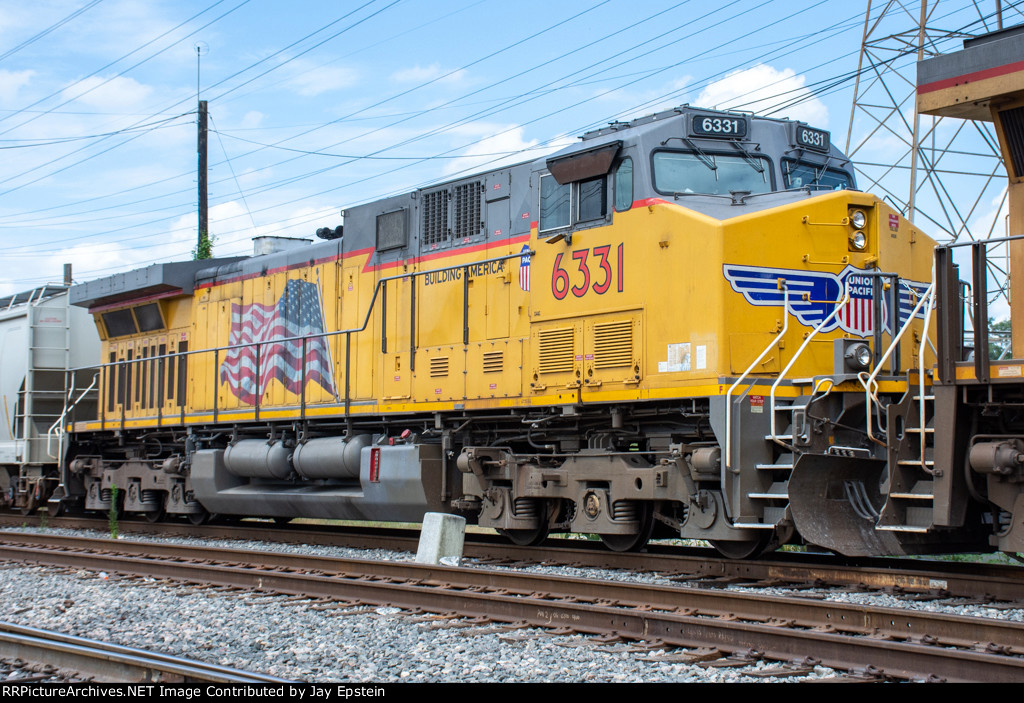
[
  {"xmin": 849, "ymin": 230, "xmax": 867, "ymax": 250},
  {"xmin": 845, "ymin": 342, "xmax": 873, "ymax": 370},
  {"xmin": 850, "ymin": 209, "xmax": 867, "ymax": 229}
]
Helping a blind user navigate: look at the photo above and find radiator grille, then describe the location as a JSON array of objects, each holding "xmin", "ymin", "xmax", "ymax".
[
  {"xmin": 999, "ymin": 107, "xmax": 1024, "ymax": 178},
  {"xmin": 538, "ymin": 327, "xmax": 575, "ymax": 374},
  {"xmin": 421, "ymin": 189, "xmax": 449, "ymax": 246},
  {"xmin": 453, "ymin": 182, "xmax": 481, "ymax": 239},
  {"xmin": 482, "ymin": 350, "xmax": 503, "ymax": 373},
  {"xmin": 429, "ymin": 356, "xmax": 449, "ymax": 378},
  {"xmin": 593, "ymin": 320, "xmax": 633, "ymax": 369}
]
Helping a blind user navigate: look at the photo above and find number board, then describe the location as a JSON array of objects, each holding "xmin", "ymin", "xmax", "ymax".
[
  {"xmin": 689, "ymin": 114, "xmax": 748, "ymax": 139},
  {"xmin": 795, "ymin": 125, "xmax": 830, "ymax": 152}
]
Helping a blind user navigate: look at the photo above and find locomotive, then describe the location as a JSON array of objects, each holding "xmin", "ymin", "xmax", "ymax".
[{"xmin": 20, "ymin": 99, "xmax": 1020, "ymax": 558}]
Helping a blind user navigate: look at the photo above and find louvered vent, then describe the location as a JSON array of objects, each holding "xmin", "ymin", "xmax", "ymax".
[
  {"xmin": 429, "ymin": 356, "xmax": 449, "ymax": 378},
  {"xmin": 453, "ymin": 181, "xmax": 481, "ymax": 239},
  {"xmin": 482, "ymin": 350, "xmax": 503, "ymax": 373},
  {"xmin": 538, "ymin": 327, "xmax": 575, "ymax": 374},
  {"xmin": 421, "ymin": 189, "xmax": 449, "ymax": 246},
  {"xmin": 999, "ymin": 107, "xmax": 1024, "ymax": 179},
  {"xmin": 593, "ymin": 320, "xmax": 633, "ymax": 369}
]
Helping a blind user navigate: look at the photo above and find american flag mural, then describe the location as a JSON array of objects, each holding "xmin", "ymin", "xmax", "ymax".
[
  {"xmin": 837, "ymin": 271, "xmax": 875, "ymax": 336},
  {"xmin": 518, "ymin": 244, "xmax": 531, "ymax": 291},
  {"xmin": 219, "ymin": 279, "xmax": 338, "ymax": 405}
]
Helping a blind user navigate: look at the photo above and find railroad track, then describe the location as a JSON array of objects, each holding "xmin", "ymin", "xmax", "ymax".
[
  {"xmin": 0, "ymin": 620, "xmax": 293, "ymax": 683},
  {"xmin": 5, "ymin": 513, "xmax": 1023, "ymax": 601},
  {"xmin": 1, "ymin": 531, "xmax": 1022, "ymax": 682}
]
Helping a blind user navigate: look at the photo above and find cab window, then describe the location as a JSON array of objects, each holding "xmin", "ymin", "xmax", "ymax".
[{"xmin": 782, "ymin": 159, "xmax": 852, "ymax": 190}]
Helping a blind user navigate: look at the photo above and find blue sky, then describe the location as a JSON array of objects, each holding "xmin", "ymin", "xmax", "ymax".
[{"xmin": 0, "ymin": 0, "xmax": 1016, "ymax": 296}]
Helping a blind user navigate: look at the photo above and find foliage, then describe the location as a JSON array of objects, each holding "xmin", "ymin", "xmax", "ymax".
[
  {"xmin": 988, "ymin": 318, "xmax": 1012, "ymax": 359},
  {"xmin": 108, "ymin": 484, "xmax": 119, "ymax": 539},
  {"xmin": 193, "ymin": 231, "xmax": 213, "ymax": 260}
]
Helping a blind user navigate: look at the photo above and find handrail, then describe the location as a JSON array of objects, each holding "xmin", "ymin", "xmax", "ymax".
[
  {"xmin": 915, "ymin": 280, "xmax": 936, "ymax": 472},
  {"xmin": 47, "ymin": 373, "xmax": 97, "ymax": 460},
  {"xmin": 67, "ymin": 249, "xmax": 534, "ymax": 427},
  {"xmin": 768, "ymin": 279, "xmax": 851, "ymax": 447},
  {"xmin": 860, "ymin": 264, "xmax": 936, "ymax": 448},
  {"xmin": 724, "ymin": 283, "xmax": 789, "ymax": 478}
]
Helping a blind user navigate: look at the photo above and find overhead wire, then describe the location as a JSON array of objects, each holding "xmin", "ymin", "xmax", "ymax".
[{"xmin": 3, "ymin": 0, "xmax": 1004, "ymax": 282}]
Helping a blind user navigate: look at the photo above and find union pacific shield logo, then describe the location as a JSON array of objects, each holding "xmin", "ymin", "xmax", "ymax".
[{"xmin": 723, "ymin": 264, "xmax": 927, "ymax": 337}]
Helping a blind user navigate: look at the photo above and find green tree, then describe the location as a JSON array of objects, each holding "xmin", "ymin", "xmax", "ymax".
[{"xmin": 989, "ymin": 318, "xmax": 1012, "ymax": 359}]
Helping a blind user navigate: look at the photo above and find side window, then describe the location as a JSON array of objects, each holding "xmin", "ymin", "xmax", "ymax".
[
  {"xmin": 614, "ymin": 157, "xmax": 633, "ymax": 211},
  {"xmin": 577, "ymin": 176, "xmax": 606, "ymax": 222},
  {"xmin": 539, "ymin": 174, "xmax": 570, "ymax": 232}
]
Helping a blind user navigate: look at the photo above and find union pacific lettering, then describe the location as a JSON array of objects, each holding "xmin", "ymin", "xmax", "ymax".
[{"xmin": 423, "ymin": 259, "xmax": 506, "ymax": 286}]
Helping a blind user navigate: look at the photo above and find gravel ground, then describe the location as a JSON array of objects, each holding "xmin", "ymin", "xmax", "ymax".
[{"xmin": 1, "ymin": 526, "xmax": 1018, "ymax": 683}]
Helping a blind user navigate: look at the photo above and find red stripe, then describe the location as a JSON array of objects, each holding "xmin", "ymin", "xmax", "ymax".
[{"xmin": 917, "ymin": 58, "xmax": 1024, "ymax": 94}]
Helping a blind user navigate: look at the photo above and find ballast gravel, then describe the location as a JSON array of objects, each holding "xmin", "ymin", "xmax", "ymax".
[{"xmin": 0, "ymin": 526, "xmax": 1017, "ymax": 682}]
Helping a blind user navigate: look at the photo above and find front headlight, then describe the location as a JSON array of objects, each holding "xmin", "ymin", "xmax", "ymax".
[
  {"xmin": 850, "ymin": 209, "xmax": 867, "ymax": 229},
  {"xmin": 849, "ymin": 230, "xmax": 867, "ymax": 250},
  {"xmin": 845, "ymin": 342, "xmax": 873, "ymax": 370}
]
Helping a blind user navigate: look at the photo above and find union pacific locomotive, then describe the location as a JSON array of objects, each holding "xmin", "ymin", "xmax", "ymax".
[{"xmin": 18, "ymin": 102, "xmax": 1020, "ymax": 558}]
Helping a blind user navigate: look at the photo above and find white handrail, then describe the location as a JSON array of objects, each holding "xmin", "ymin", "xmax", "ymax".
[
  {"xmin": 724, "ymin": 284, "xmax": 789, "ymax": 475},
  {"xmin": 47, "ymin": 374, "xmax": 97, "ymax": 461},
  {"xmin": 860, "ymin": 267, "xmax": 936, "ymax": 447},
  {"xmin": 914, "ymin": 279, "xmax": 936, "ymax": 471},
  {"xmin": 768, "ymin": 279, "xmax": 851, "ymax": 446}
]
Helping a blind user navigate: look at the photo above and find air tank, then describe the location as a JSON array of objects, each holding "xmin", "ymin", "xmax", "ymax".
[{"xmin": 292, "ymin": 434, "xmax": 370, "ymax": 480}]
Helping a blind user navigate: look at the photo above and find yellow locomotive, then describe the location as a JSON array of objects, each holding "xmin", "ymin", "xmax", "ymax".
[{"xmin": 55, "ymin": 105, "xmax": 956, "ymax": 557}]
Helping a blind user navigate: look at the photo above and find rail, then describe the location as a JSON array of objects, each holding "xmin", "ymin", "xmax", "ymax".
[
  {"xmin": 77, "ymin": 248, "xmax": 534, "ymax": 434},
  {"xmin": 859, "ymin": 270, "xmax": 936, "ymax": 448},
  {"xmin": 724, "ymin": 284, "xmax": 789, "ymax": 475},
  {"xmin": 767, "ymin": 279, "xmax": 851, "ymax": 447}
]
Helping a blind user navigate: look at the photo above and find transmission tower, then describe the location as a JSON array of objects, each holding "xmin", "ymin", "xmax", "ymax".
[{"xmin": 846, "ymin": 0, "xmax": 1019, "ymax": 312}]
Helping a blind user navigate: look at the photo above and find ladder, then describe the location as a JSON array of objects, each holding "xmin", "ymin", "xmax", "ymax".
[
  {"xmin": 16, "ymin": 287, "xmax": 71, "ymax": 473},
  {"xmin": 878, "ymin": 374, "xmax": 936, "ymax": 532}
]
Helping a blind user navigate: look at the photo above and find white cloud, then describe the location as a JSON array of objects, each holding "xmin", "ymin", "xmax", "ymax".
[
  {"xmin": 441, "ymin": 124, "xmax": 546, "ymax": 177},
  {"xmin": 390, "ymin": 64, "xmax": 466, "ymax": 85},
  {"xmin": 61, "ymin": 75, "xmax": 153, "ymax": 111},
  {"xmin": 0, "ymin": 69, "xmax": 34, "ymax": 104},
  {"xmin": 289, "ymin": 65, "xmax": 359, "ymax": 97},
  {"xmin": 697, "ymin": 64, "xmax": 829, "ymax": 127},
  {"xmin": 240, "ymin": 111, "xmax": 264, "ymax": 130}
]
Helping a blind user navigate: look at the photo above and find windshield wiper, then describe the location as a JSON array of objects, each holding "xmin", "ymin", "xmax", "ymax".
[{"xmin": 729, "ymin": 141, "xmax": 765, "ymax": 175}]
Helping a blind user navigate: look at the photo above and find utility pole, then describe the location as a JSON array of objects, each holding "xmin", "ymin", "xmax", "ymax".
[{"xmin": 197, "ymin": 99, "xmax": 210, "ymax": 259}]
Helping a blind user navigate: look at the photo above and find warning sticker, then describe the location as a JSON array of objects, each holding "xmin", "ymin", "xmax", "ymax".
[
  {"xmin": 750, "ymin": 395, "xmax": 764, "ymax": 413},
  {"xmin": 658, "ymin": 343, "xmax": 691, "ymax": 373},
  {"xmin": 997, "ymin": 365, "xmax": 1024, "ymax": 378}
]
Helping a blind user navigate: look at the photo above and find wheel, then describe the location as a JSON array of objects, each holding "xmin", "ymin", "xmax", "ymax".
[
  {"xmin": 710, "ymin": 534, "xmax": 774, "ymax": 560},
  {"xmin": 273, "ymin": 516, "xmax": 293, "ymax": 525},
  {"xmin": 186, "ymin": 508, "xmax": 209, "ymax": 525},
  {"xmin": 143, "ymin": 506, "xmax": 165, "ymax": 523},
  {"xmin": 498, "ymin": 526, "xmax": 549, "ymax": 546},
  {"xmin": 599, "ymin": 502, "xmax": 655, "ymax": 552}
]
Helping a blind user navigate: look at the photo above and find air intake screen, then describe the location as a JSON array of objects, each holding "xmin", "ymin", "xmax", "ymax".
[
  {"xmin": 999, "ymin": 107, "xmax": 1024, "ymax": 179},
  {"xmin": 453, "ymin": 182, "xmax": 481, "ymax": 239},
  {"xmin": 376, "ymin": 209, "xmax": 407, "ymax": 251},
  {"xmin": 421, "ymin": 189, "xmax": 449, "ymax": 246}
]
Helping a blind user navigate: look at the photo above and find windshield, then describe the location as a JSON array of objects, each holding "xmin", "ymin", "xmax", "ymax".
[
  {"xmin": 782, "ymin": 159, "xmax": 852, "ymax": 190},
  {"xmin": 653, "ymin": 150, "xmax": 772, "ymax": 196}
]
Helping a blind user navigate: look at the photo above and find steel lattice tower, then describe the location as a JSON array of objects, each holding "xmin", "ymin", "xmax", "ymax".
[{"xmin": 846, "ymin": 0, "xmax": 1019, "ymax": 314}]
